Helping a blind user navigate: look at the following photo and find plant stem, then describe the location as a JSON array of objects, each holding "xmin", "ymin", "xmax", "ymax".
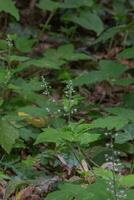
[
  {"xmin": 111, "ymin": 139, "xmax": 118, "ymax": 200},
  {"xmin": 43, "ymin": 10, "xmax": 56, "ymax": 31}
]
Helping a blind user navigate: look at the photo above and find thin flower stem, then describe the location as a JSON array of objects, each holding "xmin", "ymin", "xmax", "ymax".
[
  {"xmin": 43, "ymin": 10, "xmax": 56, "ymax": 31},
  {"xmin": 111, "ymin": 139, "xmax": 118, "ymax": 200}
]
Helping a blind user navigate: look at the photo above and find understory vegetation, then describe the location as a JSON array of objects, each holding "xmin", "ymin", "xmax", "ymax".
[{"xmin": 0, "ymin": 0, "xmax": 134, "ymax": 199}]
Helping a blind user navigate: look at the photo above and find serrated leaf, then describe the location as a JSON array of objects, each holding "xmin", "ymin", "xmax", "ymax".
[
  {"xmin": 45, "ymin": 183, "xmax": 93, "ymax": 200},
  {"xmin": 0, "ymin": 0, "xmax": 19, "ymax": 20},
  {"xmin": 15, "ymin": 37, "xmax": 35, "ymax": 53},
  {"xmin": 73, "ymin": 60, "xmax": 126, "ymax": 86},
  {"xmin": 0, "ymin": 119, "xmax": 19, "ymax": 153},
  {"xmin": 106, "ymin": 107, "xmax": 134, "ymax": 122},
  {"xmin": 79, "ymin": 133, "xmax": 100, "ymax": 145},
  {"xmin": 45, "ymin": 179, "xmax": 111, "ymax": 200},
  {"xmin": 90, "ymin": 116, "xmax": 129, "ymax": 130},
  {"xmin": 57, "ymin": 44, "xmax": 90, "ymax": 61},
  {"xmin": 99, "ymin": 60, "xmax": 126, "ymax": 77},
  {"xmin": 93, "ymin": 167, "xmax": 113, "ymax": 180},
  {"xmin": 24, "ymin": 44, "xmax": 89, "ymax": 70}
]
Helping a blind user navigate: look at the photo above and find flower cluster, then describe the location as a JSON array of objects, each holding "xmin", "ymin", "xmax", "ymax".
[
  {"xmin": 41, "ymin": 76, "xmax": 51, "ymax": 96},
  {"xmin": 6, "ymin": 35, "xmax": 13, "ymax": 48},
  {"xmin": 104, "ymin": 132, "xmax": 127, "ymax": 200},
  {"xmin": 64, "ymin": 80, "xmax": 78, "ymax": 120},
  {"xmin": 40, "ymin": 78, "xmax": 78, "ymax": 119},
  {"xmin": 64, "ymin": 80, "xmax": 75, "ymax": 98}
]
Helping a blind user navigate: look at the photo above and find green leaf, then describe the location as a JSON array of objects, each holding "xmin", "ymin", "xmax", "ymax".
[
  {"xmin": 0, "ymin": 0, "xmax": 19, "ymax": 20},
  {"xmin": 73, "ymin": 60, "xmax": 126, "ymax": 86},
  {"xmin": 0, "ymin": 171, "xmax": 10, "ymax": 180},
  {"xmin": 15, "ymin": 37, "xmax": 35, "ymax": 53},
  {"xmin": 9, "ymin": 55, "xmax": 29, "ymax": 62},
  {"xmin": 35, "ymin": 128, "xmax": 61, "ymax": 144},
  {"xmin": 0, "ymin": 69, "xmax": 11, "ymax": 85},
  {"xmin": 115, "ymin": 124, "xmax": 134, "ymax": 144},
  {"xmin": 38, "ymin": 0, "xmax": 94, "ymax": 11},
  {"xmin": 123, "ymin": 93, "xmax": 134, "ymax": 108},
  {"xmin": 93, "ymin": 168, "xmax": 113, "ymax": 180},
  {"xmin": 35, "ymin": 125, "xmax": 100, "ymax": 145},
  {"xmin": 95, "ymin": 23, "xmax": 134, "ymax": 44},
  {"xmin": 45, "ymin": 179, "xmax": 111, "ymax": 200},
  {"xmin": 17, "ymin": 106, "xmax": 49, "ymax": 118},
  {"xmin": 117, "ymin": 47, "xmax": 134, "ymax": 59},
  {"xmin": 57, "ymin": 44, "xmax": 90, "ymax": 61},
  {"xmin": 0, "ymin": 39, "xmax": 7, "ymax": 50},
  {"xmin": 79, "ymin": 133, "xmax": 100, "ymax": 145},
  {"xmin": 37, "ymin": 0, "xmax": 62, "ymax": 11},
  {"xmin": 0, "ymin": 119, "xmax": 19, "ymax": 153},
  {"xmin": 45, "ymin": 183, "xmax": 93, "ymax": 200},
  {"xmin": 120, "ymin": 175, "xmax": 134, "ymax": 187},
  {"xmin": 106, "ymin": 107, "xmax": 134, "ymax": 122},
  {"xmin": 113, "ymin": 78, "xmax": 134, "ymax": 86},
  {"xmin": 99, "ymin": 60, "xmax": 126, "ymax": 77},
  {"xmin": 64, "ymin": 0, "xmax": 93, "ymax": 7},
  {"xmin": 90, "ymin": 116, "xmax": 129, "ymax": 130},
  {"xmin": 126, "ymin": 190, "xmax": 134, "ymax": 200},
  {"xmin": 25, "ymin": 44, "xmax": 89, "ymax": 69},
  {"xmin": 71, "ymin": 11, "xmax": 104, "ymax": 35}
]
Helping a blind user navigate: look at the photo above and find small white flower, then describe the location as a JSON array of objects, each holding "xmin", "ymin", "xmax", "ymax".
[{"xmin": 46, "ymin": 107, "xmax": 50, "ymax": 112}]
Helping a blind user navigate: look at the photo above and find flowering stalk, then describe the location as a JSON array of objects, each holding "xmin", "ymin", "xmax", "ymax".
[
  {"xmin": 64, "ymin": 80, "xmax": 76, "ymax": 123},
  {"xmin": 6, "ymin": 35, "xmax": 13, "ymax": 70},
  {"xmin": 41, "ymin": 76, "xmax": 51, "ymax": 96},
  {"xmin": 105, "ymin": 133, "xmax": 127, "ymax": 200}
]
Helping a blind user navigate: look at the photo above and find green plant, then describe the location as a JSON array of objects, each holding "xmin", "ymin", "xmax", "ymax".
[{"xmin": 0, "ymin": 1, "xmax": 134, "ymax": 199}]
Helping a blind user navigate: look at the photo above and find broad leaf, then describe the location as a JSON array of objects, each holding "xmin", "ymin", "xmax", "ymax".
[
  {"xmin": 71, "ymin": 11, "xmax": 104, "ymax": 35},
  {"xmin": 45, "ymin": 179, "xmax": 111, "ymax": 200},
  {"xmin": 35, "ymin": 128, "xmax": 61, "ymax": 144},
  {"xmin": 90, "ymin": 116, "xmax": 129, "ymax": 130},
  {"xmin": 106, "ymin": 107, "xmax": 134, "ymax": 122},
  {"xmin": 15, "ymin": 37, "xmax": 35, "ymax": 53},
  {"xmin": 115, "ymin": 124, "xmax": 134, "ymax": 144},
  {"xmin": 123, "ymin": 93, "xmax": 134, "ymax": 108},
  {"xmin": 0, "ymin": 0, "xmax": 19, "ymax": 20},
  {"xmin": 0, "ymin": 171, "xmax": 10, "ymax": 180},
  {"xmin": 120, "ymin": 175, "xmax": 134, "ymax": 187},
  {"xmin": 0, "ymin": 119, "xmax": 19, "ymax": 153},
  {"xmin": 118, "ymin": 47, "xmax": 134, "ymax": 59},
  {"xmin": 38, "ymin": 0, "xmax": 94, "ymax": 11},
  {"xmin": 73, "ymin": 60, "xmax": 126, "ymax": 86},
  {"xmin": 37, "ymin": 0, "xmax": 61, "ymax": 11},
  {"xmin": 64, "ymin": 0, "xmax": 93, "ymax": 7}
]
